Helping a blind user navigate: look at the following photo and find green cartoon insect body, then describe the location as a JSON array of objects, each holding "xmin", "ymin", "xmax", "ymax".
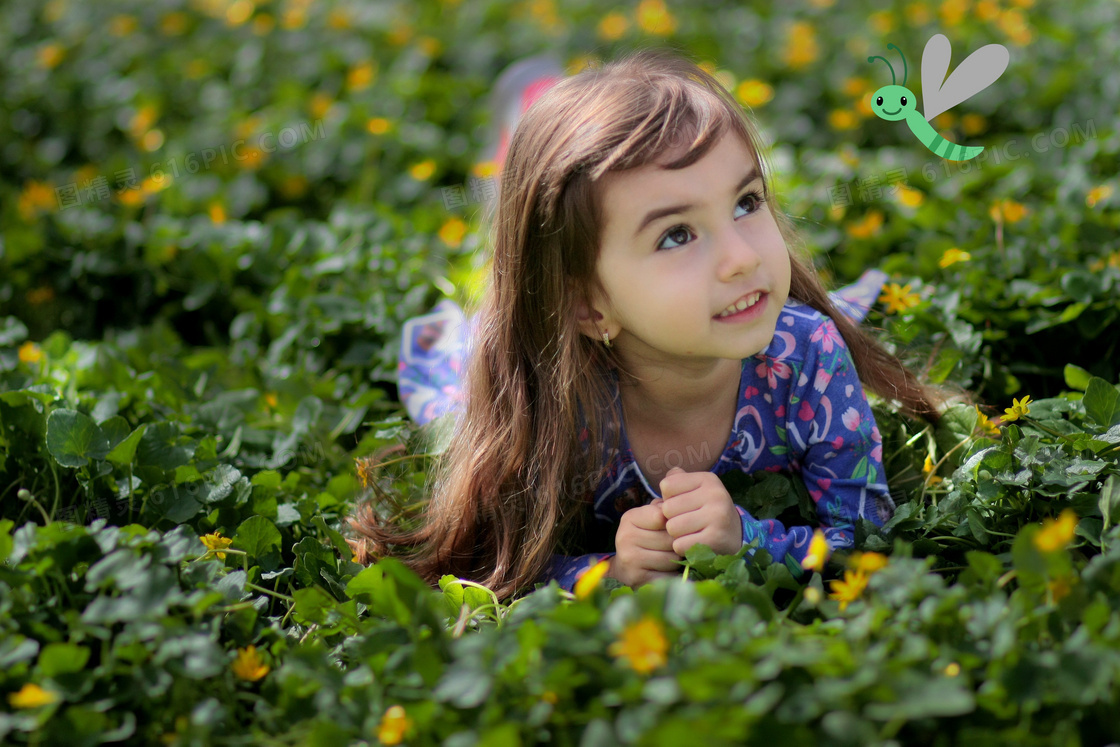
[{"xmin": 869, "ymin": 37, "xmax": 1009, "ymax": 162}]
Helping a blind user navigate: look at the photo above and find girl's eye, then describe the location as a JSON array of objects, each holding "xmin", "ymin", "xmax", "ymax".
[{"xmin": 655, "ymin": 190, "xmax": 766, "ymax": 251}]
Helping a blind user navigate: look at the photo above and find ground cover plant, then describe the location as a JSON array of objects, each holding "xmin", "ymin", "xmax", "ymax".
[{"xmin": 3, "ymin": 0, "xmax": 1120, "ymax": 744}]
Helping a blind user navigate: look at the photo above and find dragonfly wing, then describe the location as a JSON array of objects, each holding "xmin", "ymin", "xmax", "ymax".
[{"xmin": 922, "ymin": 34, "xmax": 1009, "ymax": 122}]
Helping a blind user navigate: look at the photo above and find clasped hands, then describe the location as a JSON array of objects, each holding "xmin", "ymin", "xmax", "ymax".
[{"xmin": 606, "ymin": 466, "xmax": 742, "ymax": 589}]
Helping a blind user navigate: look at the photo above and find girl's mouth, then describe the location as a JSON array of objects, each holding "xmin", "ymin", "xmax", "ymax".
[{"xmin": 714, "ymin": 292, "xmax": 767, "ymax": 322}]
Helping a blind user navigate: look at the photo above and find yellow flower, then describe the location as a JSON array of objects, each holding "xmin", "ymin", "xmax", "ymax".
[
  {"xmin": 225, "ymin": 0, "xmax": 254, "ymax": 26},
  {"xmin": 939, "ymin": 247, "xmax": 972, "ymax": 268},
  {"xmin": 18, "ymin": 342, "xmax": 43, "ymax": 364},
  {"xmin": 975, "ymin": 0, "xmax": 1000, "ymax": 21},
  {"xmin": 939, "ymin": 0, "xmax": 968, "ymax": 27},
  {"xmin": 895, "ymin": 184, "xmax": 925, "ymax": 208},
  {"xmin": 541, "ymin": 690, "xmax": 559, "ymax": 704},
  {"xmin": 377, "ymin": 705, "xmax": 413, "ymax": 745},
  {"xmin": 933, "ymin": 111, "xmax": 958, "ymax": 131},
  {"xmin": 597, "ymin": 12, "xmax": 629, "ymax": 40},
  {"xmin": 201, "ymin": 531, "xmax": 234, "ymax": 559},
  {"xmin": 736, "ymin": 79, "xmax": 774, "ymax": 108},
  {"xmin": 18, "ymin": 180, "xmax": 56, "ymax": 221},
  {"xmin": 388, "ymin": 22, "xmax": 413, "ymax": 46},
  {"xmin": 438, "ymin": 217, "xmax": 469, "ymax": 248},
  {"xmin": 878, "ymin": 282, "xmax": 921, "ymax": 314},
  {"xmin": 828, "ymin": 108, "xmax": 858, "ymax": 131},
  {"xmin": 1047, "ymin": 575, "xmax": 1072, "ymax": 603},
  {"xmin": 997, "ymin": 8, "xmax": 1032, "ymax": 45},
  {"xmin": 231, "ymin": 645, "xmax": 269, "ymax": 682},
  {"xmin": 348, "ymin": 61, "xmax": 377, "ymax": 91},
  {"xmin": 161, "ymin": 11, "xmax": 190, "ymax": 35},
  {"xmin": 869, "ymin": 10, "xmax": 894, "ymax": 34},
  {"xmin": 905, "ymin": 2, "xmax": 931, "ymax": 26},
  {"xmin": 279, "ymin": 176, "xmax": 308, "ymax": 199},
  {"xmin": 1034, "ymin": 509, "xmax": 1078, "ymax": 553},
  {"xmin": 252, "ymin": 13, "xmax": 274, "ymax": 35},
  {"xmin": 829, "ymin": 569, "xmax": 869, "ymax": 610},
  {"xmin": 309, "ymin": 93, "xmax": 333, "ymax": 121},
  {"xmin": 37, "ymin": 43, "xmax": 65, "ymax": 69},
  {"xmin": 801, "ymin": 529, "xmax": 830, "ymax": 573},
  {"xmin": 989, "ymin": 199, "xmax": 1029, "ymax": 224},
  {"xmin": 1087, "ymin": 185, "xmax": 1113, "ymax": 208},
  {"xmin": 974, "ymin": 407, "xmax": 1000, "ymax": 437},
  {"xmin": 782, "ymin": 21, "xmax": 819, "ymax": 70},
  {"xmin": 472, "ymin": 160, "xmax": 498, "ymax": 178},
  {"xmin": 409, "ymin": 160, "xmax": 436, "ymax": 181},
  {"xmin": 8, "ymin": 683, "xmax": 58, "ymax": 709},
  {"xmin": 118, "ymin": 188, "xmax": 147, "ymax": 207},
  {"xmin": 209, "ymin": 203, "xmax": 227, "ymax": 225},
  {"xmin": 27, "ymin": 286, "xmax": 55, "ymax": 305},
  {"xmin": 846, "ymin": 210, "xmax": 884, "ymax": 239},
  {"xmin": 944, "ymin": 662, "xmax": 961, "ymax": 677},
  {"xmin": 851, "ymin": 552, "xmax": 889, "ymax": 574},
  {"xmin": 574, "ymin": 559, "xmax": 611, "ymax": 600},
  {"xmin": 923, "ymin": 454, "xmax": 943, "ymax": 487},
  {"xmin": 635, "ymin": 0, "xmax": 677, "ymax": 36},
  {"xmin": 961, "ymin": 113, "xmax": 988, "ymax": 136},
  {"xmin": 367, "ymin": 117, "xmax": 391, "ymax": 135},
  {"xmin": 264, "ymin": 392, "xmax": 278, "ymax": 409},
  {"xmin": 1002, "ymin": 394, "xmax": 1032, "ymax": 422},
  {"xmin": 328, "ymin": 9, "xmax": 351, "ymax": 29},
  {"xmin": 109, "ymin": 14, "xmax": 138, "ymax": 36},
  {"xmin": 842, "ymin": 77, "xmax": 870, "ymax": 98},
  {"xmin": 609, "ymin": 617, "xmax": 669, "ymax": 674}
]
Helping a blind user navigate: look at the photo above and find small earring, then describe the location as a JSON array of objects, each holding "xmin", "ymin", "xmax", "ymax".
[{"xmin": 601, "ymin": 330, "xmax": 612, "ymax": 348}]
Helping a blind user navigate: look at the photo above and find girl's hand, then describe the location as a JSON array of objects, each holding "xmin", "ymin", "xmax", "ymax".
[
  {"xmin": 658, "ymin": 466, "xmax": 742, "ymax": 557},
  {"xmin": 608, "ymin": 498, "xmax": 682, "ymax": 588}
]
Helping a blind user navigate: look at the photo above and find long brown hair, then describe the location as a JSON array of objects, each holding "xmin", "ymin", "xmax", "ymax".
[{"xmin": 347, "ymin": 45, "xmax": 964, "ymax": 602}]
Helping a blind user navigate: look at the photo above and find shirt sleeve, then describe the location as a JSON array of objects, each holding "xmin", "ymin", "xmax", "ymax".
[
  {"xmin": 540, "ymin": 553, "xmax": 615, "ymax": 593},
  {"xmin": 738, "ymin": 316, "xmax": 890, "ymax": 573}
]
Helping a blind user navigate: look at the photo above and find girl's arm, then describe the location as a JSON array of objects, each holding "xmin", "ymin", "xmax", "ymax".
[{"xmin": 737, "ymin": 316, "xmax": 890, "ymax": 574}]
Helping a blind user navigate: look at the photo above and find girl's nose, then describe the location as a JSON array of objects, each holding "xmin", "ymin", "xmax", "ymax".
[{"xmin": 717, "ymin": 226, "xmax": 763, "ymax": 281}]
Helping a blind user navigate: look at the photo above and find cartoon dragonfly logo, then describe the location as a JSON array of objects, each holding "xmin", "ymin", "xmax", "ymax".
[{"xmin": 869, "ymin": 34, "xmax": 1009, "ymax": 162}]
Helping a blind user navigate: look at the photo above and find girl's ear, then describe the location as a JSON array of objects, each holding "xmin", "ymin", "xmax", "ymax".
[{"xmin": 575, "ymin": 296, "xmax": 616, "ymax": 343}]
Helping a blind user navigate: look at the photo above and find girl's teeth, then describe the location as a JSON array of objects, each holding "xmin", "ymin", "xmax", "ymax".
[{"xmin": 718, "ymin": 292, "xmax": 761, "ymax": 317}]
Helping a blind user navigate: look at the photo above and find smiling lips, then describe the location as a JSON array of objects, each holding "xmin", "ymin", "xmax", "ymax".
[{"xmin": 715, "ymin": 291, "xmax": 765, "ymax": 318}]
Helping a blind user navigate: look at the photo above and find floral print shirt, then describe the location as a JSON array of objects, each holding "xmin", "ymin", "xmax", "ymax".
[{"xmin": 542, "ymin": 299, "xmax": 892, "ymax": 593}]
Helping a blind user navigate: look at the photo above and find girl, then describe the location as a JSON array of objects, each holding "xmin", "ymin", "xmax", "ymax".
[{"xmin": 348, "ymin": 46, "xmax": 958, "ymax": 601}]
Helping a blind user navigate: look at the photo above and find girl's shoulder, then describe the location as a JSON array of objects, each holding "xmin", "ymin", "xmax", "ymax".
[{"xmin": 755, "ymin": 298, "xmax": 840, "ymax": 363}]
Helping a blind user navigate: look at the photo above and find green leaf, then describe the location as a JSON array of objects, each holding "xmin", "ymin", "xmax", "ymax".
[
  {"xmin": 46, "ymin": 409, "xmax": 110, "ymax": 467},
  {"xmin": 1084, "ymin": 377, "xmax": 1120, "ymax": 427},
  {"xmin": 1064, "ymin": 364, "xmax": 1092, "ymax": 391},
  {"xmin": 36, "ymin": 642, "xmax": 91, "ymax": 677},
  {"xmin": 234, "ymin": 516, "xmax": 282, "ymax": 560},
  {"xmin": 106, "ymin": 424, "xmax": 148, "ymax": 466},
  {"xmin": 1100, "ymin": 475, "xmax": 1120, "ymax": 534}
]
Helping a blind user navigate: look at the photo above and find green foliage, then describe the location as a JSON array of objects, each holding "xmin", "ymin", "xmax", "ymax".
[{"xmin": 3, "ymin": 0, "xmax": 1120, "ymax": 744}]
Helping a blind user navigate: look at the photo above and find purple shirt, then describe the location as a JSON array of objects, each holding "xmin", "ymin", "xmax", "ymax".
[{"xmin": 543, "ymin": 299, "xmax": 892, "ymax": 592}]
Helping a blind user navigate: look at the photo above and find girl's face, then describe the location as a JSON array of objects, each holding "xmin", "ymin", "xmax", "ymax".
[{"xmin": 587, "ymin": 131, "xmax": 792, "ymax": 369}]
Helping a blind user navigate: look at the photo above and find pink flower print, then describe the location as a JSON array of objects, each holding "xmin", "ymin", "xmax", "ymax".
[
  {"xmin": 871, "ymin": 443, "xmax": 883, "ymax": 462},
  {"xmin": 841, "ymin": 407, "xmax": 861, "ymax": 431},
  {"xmin": 816, "ymin": 477, "xmax": 832, "ymax": 491},
  {"xmin": 775, "ymin": 404, "xmax": 785, "ymax": 418},
  {"xmin": 798, "ymin": 401, "xmax": 815, "ymax": 421},
  {"xmin": 744, "ymin": 385, "xmax": 759, "ymax": 399},
  {"xmin": 813, "ymin": 368, "xmax": 832, "ymax": 393},
  {"xmin": 765, "ymin": 464, "xmax": 782, "ymax": 472},
  {"xmin": 809, "ymin": 488, "xmax": 823, "ymax": 503},
  {"xmin": 845, "ymin": 384, "xmax": 854, "ymax": 397},
  {"xmin": 810, "ymin": 321, "xmax": 845, "ymax": 353},
  {"xmin": 831, "ymin": 436, "xmax": 844, "ymax": 450},
  {"xmin": 755, "ymin": 358, "xmax": 792, "ymax": 389},
  {"xmin": 871, "ymin": 425, "xmax": 882, "ymax": 443}
]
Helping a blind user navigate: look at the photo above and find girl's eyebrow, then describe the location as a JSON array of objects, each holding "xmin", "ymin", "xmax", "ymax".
[{"xmin": 632, "ymin": 166, "xmax": 761, "ymax": 239}]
